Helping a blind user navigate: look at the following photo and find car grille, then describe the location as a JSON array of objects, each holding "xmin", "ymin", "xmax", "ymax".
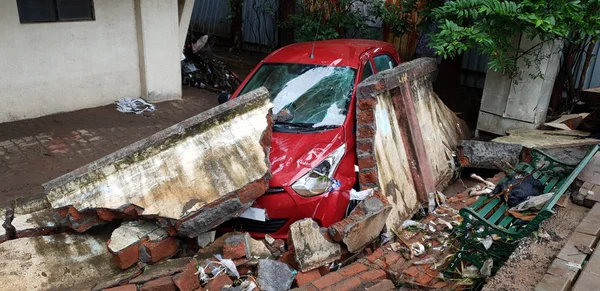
[{"xmin": 220, "ymin": 217, "xmax": 288, "ymax": 233}]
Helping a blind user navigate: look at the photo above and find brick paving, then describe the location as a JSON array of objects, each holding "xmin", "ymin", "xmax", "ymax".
[{"xmin": 0, "ymin": 87, "xmax": 218, "ymax": 207}]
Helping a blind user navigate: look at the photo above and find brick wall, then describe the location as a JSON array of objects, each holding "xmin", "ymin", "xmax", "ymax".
[{"xmin": 356, "ymin": 58, "xmax": 468, "ymax": 231}]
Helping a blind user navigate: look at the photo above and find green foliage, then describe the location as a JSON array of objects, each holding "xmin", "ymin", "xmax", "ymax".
[{"xmin": 428, "ymin": 0, "xmax": 600, "ymax": 78}]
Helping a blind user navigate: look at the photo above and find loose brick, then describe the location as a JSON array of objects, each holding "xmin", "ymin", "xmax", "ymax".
[
  {"xmin": 366, "ymin": 248, "xmax": 385, "ymax": 263},
  {"xmin": 338, "ymin": 263, "xmax": 368, "ymax": 277},
  {"xmin": 431, "ymin": 281, "xmax": 448, "ymax": 289},
  {"xmin": 110, "ymin": 241, "xmax": 141, "ymax": 270},
  {"xmin": 329, "ymin": 277, "xmax": 361, "ymax": 291},
  {"xmin": 414, "ymin": 272, "xmax": 433, "ymax": 285},
  {"xmin": 359, "ymin": 269, "xmax": 387, "ymax": 281},
  {"xmin": 366, "ymin": 279, "xmax": 395, "ymax": 291},
  {"xmin": 104, "ymin": 285, "xmax": 137, "ymax": 291},
  {"xmin": 172, "ymin": 261, "xmax": 200, "ymax": 291},
  {"xmin": 295, "ymin": 269, "xmax": 322, "ymax": 287},
  {"xmin": 383, "ymin": 252, "xmax": 403, "ymax": 266},
  {"xmin": 141, "ymin": 237, "xmax": 178, "ymax": 264},
  {"xmin": 403, "ymin": 266, "xmax": 420, "ymax": 278},
  {"xmin": 202, "ymin": 274, "xmax": 233, "ymax": 291},
  {"xmin": 311, "ymin": 272, "xmax": 344, "ymax": 290},
  {"xmin": 223, "ymin": 237, "xmax": 246, "ymax": 260},
  {"xmin": 140, "ymin": 276, "xmax": 175, "ymax": 291}
]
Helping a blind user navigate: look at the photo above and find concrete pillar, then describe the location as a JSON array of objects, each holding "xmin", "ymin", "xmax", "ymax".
[
  {"xmin": 477, "ymin": 35, "xmax": 562, "ymax": 135},
  {"xmin": 178, "ymin": 0, "xmax": 196, "ymax": 50},
  {"xmin": 135, "ymin": 0, "xmax": 182, "ymax": 102}
]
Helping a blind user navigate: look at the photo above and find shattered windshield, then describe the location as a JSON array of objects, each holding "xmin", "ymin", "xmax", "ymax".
[{"xmin": 240, "ymin": 64, "xmax": 355, "ymax": 130}]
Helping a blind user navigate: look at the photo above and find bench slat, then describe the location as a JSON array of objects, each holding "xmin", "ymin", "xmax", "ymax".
[
  {"xmin": 470, "ymin": 196, "xmax": 487, "ymax": 210},
  {"xmin": 477, "ymin": 198, "xmax": 501, "ymax": 217},
  {"xmin": 539, "ymin": 175, "xmax": 550, "ymax": 185},
  {"xmin": 544, "ymin": 177, "xmax": 560, "ymax": 193},
  {"xmin": 498, "ymin": 216, "xmax": 513, "ymax": 228},
  {"xmin": 487, "ymin": 204, "xmax": 508, "ymax": 224}
]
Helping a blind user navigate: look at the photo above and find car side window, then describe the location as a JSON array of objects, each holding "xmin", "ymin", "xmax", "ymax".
[
  {"xmin": 373, "ymin": 54, "xmax": 396, "ymax": 72},
  {"xmin": 361, "ymin": 61, "xmax": 374, "ymax": 82}
]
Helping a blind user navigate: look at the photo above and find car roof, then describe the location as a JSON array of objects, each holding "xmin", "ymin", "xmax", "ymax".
[{"xmin": 262, "ymin": 39, "xmax": 395, "ymax": 68}]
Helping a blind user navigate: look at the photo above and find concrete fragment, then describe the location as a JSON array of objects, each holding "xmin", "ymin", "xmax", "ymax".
[
  {"xmin": 108, "ymin": 221, "xmax": 174, "ymax": 269},
  {"xmin": 0, "ymin": 233, "xmax": 124, "ymax": 290},
  {"xmin": 290, "ymin": 218, "xmax": 341, "ymax": 272},
  {"xmin": 458, "ymin": 140, "xmax": 522, "ymax": 169},
  {"xmin": 196, "ymin": 230, "xmax": 216, "ymax": 248},
  {"xmin": 43, "ymin": 88, "xmax": 273, "ymax": 236},
  {"xmin": 244, "ymin": 233, "xmax": 273, "ymax": 259},
  {"xmin": 329, "ymin": 193, "xmax": 392, "ymax": 253},
  {"xmin": 257, "ymin": 259, "xmax": 295, "ymax": 291}
]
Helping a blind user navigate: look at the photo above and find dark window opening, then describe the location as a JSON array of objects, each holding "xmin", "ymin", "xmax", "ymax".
[{"xmin": 17, "ymin": 0, "xmax": 95, "ymax": 23}]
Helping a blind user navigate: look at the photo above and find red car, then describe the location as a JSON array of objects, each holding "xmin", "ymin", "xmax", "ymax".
[{"xmin": 220, "ymin": 39, "xmax": 401, "ymax": 239}]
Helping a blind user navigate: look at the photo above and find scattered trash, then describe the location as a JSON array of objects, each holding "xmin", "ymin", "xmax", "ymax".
[
  {"xmin": 575, "ymin": 244, "xmax": 593, "ymax": 255},
  {"xmin": 411, "ymin": 242, "xmax": 425, "ymax": 257},
  {"xmin": 402, "ymin": 220, "xmax": 424, "ymax": 229},
  {"xmin": 192, "ymin": 35, "xmax": 209, "ymax": 53},
  {"xmin": 197, "ymin": 254, "xmax": 240, "ymax": 282},
  {"xmin": 181, "ymin": 43, "xmax": 241, "ymax": 93},
  {"xmin": 566, "ymin": 262, "xmax": 583, "ymax": 269},
  {"xmin": 115, "ymin": 98, "xmax": 156, "ymax": 114},
  {"xmin": 480, "ymin": 258, "xmax": 493, "ymax": 277},
  {"xmin": 414, "ymin": 257, "xmax": 437, "ymax": 265},
  {"xmin": 461, "ymin": 265, "xmax": 480, "ymax": 278},
  {"xmin": 477, "ymin": 236, "xmax": 493, "ymax": 250}
]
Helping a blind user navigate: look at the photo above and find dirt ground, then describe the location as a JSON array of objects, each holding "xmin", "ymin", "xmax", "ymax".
[{"xmin": 482, "ymin": 198, "xmax": 588, "ymax": 291}]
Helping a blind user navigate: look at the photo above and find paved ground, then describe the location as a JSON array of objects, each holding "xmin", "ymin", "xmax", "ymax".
[{"xmin": 0, "ymin": 87, "xmax": 218, "ymax": 207}]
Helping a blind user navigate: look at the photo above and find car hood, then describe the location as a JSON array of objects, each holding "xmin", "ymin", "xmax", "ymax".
[{"xmin": 269, "ymin": 127, "xmax": 346, "ymax": 187}]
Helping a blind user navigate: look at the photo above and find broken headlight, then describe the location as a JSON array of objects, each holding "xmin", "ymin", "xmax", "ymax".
[{"xmin": 292, "ymin": 144, "xmax": 346, "ymax": 197}]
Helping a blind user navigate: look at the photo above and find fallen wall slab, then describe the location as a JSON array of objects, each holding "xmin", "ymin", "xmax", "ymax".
[
  {"xmin": 458, "ymin": 140, "xmax": 523, "ymax": 169},
  {"xmin": 356, "ymin": 58, "xmax": 468, "ymax": 230},
  {"xmin": 41, "ymin": 87, "xmax": 273, "ymax": 237}
]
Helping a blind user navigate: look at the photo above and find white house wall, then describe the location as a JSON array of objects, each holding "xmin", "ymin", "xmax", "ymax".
[{"xmin": 0, "ymin": 0, "xmax": 188, "ymax": 124}]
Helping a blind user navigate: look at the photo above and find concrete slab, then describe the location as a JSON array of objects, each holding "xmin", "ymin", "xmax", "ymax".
[
  {"xmin": 0, "ymin": 233, "xmax": 124, "ymax": 290},
  {"xmin": 42, "ymin": 88, "xmax": 273, "ymax": 236},
  {"xmin": 108, "ymin": 221, "xmax": 167, "ymax": 252},
  {"xmin": 458, "ymin": 140, "xmax": 522, "ymax": 169},
  {"xmin": 556, "ymin": 231, "xmax": 597, "ymax": 266},
  {"xmin": 290, "ymin": 218, "xmax": 341, "ymax": 272},
  {"xmin": 535, "ymin": 273, "xmax": 574, "ymax": 291}
]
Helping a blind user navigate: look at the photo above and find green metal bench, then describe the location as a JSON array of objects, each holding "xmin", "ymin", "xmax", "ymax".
[{"xmin": 448, "ymin": 144, "xmax": 599, "ymax": 272}]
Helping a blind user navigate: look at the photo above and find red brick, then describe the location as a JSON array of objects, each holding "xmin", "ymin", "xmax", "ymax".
[
  {"xmin": 318, "ymin": 265, "xmax": 331, "ymax": 276},
  {"xmin": 292, "ymin": 284, "xmax": 319, "ymax": 291},
  {"xmin": 423, "ymin": 267, "xmax": 440, "ymax": 278},
  {"xmin": 356, "ymin": 141, "xmax": 373, "ymax": 152},
  {"xmin": 414, "ymin": 272, "xmax": 433, "ymax": 285},
  {"xmin": 312, "ymin": 272, "xmax": 344, "ymax": 290},
  {"xmin": 295, "ymin": 269, "xmax": 322, "ymax": 287},
  {"xmin": 338, "ymin": 263, "xmax": 368, "ymax": 277},
  {"xmin": 278, "ymin": 250, "xmax": 298, "ymax": 269},
  {"xmin": 372, "ymin": 258, "xmax": 389, "ymax": 270},
  {"xmin": 109, "ymin": 241, "xmax": 141, "ymax": 270},
  {"xmin": 365, "ymin": 279, "xmax": 395, "ymax": 291},
  {"xmin": 358, "ymin": 98, "xmax": 377, "ymax": 110},
  {"xmin": 403, "ymin": 266, "xmax": 420, "ymax": 278},
  {"xmin": 143, "ymin": 237, "xmax": 178, "ymax": 263},
  {"xmin": 359, "ymin": 170, "xmax": 378, "ymax": 186},
  {"xmin": 383, "ymin": 252, "xmax": 403, "ymax": 266},
  {"xmin": 223, "ymin": 241, "xmax": 246, "ymax": 259},
  {"xmin": 366, "ymin": 248, "xmax": 385, "ymax": 263},
  {"xmin": 96, "ymin": 209, "xmax": 118, "ymax": 221},
  {"xmin": 104, "ymin": 285, "xmax": 137, "ymax": 291},
  {"xmin": 359, "ymin": 269, "xmax": 387, "ymax": 281},
  {"xmin": 357, "ymin": 126, "xmax": 375, "ymax": 139},
  {"xmin": 203, "ymin": 274, "xmax": 233, "ymax": 291},
  {"xmin": 358, "ymin": 156, "xmax": 376, "ymax": 169},
  {"xmin": 140, "ymin": 276, "xmax": 175, "ymax": 291},
  {"xmin": 237, "ymin": 181, "xmax": 267, "ymax": 203},
  {"xmin": 172, "ymin": 261, "xmax": 200, "ymax": 291},
  {"xmin": 330, "ymin": 277, "xmax": 361, "ymax": 291},
  {"xmin": 358, "ymin": 111, "xmax": 375, "ymax": 124},
  {"xmin": 431, "ymin": 281, "xmax": 448, "ymax": 289}
]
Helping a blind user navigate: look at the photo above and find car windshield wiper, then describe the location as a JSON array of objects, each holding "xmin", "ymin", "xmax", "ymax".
[{"xmin": 273, "ymin": 122, "xmax": 340, "ymax": 131}]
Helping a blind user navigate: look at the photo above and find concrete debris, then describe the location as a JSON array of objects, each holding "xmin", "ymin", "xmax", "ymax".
[
  {"xmin": 196, "ymin": 230, "xmax": 216, "ymax": 248},
  {"xmin": 328, "ymin": 192, "xmax": 392, "ymax": 253},
  {"xmin": 244, "ymin": 233, "xmax": 273, "ymax": 259},
  {"xmin": 11, "ymin": 207, "xmax": 62, "ymax": 238},
  {"xmin": 0, "ymin": 233, "xmax": 124, "ymax": 290},
  {"xmin": 290, "ymin": 218, "xmax": 341, "ymax": 272},
  {"xmin": 458, "ymin": 140, "xmax": 523, "ymax": 169},
  {"xmin": 107, "ymin": 221, "xmax": 177, "ymax": 269},
  {"xmin": 42, "ymin": 88, "xmax": 273, "ymax": 237},
  {"xmin": 264, "ymin": 234, "xmax": 275, "ymax": 245},
  {"xmin": 257, "ymin": 259, "xmax": 296, "ymax": 291},
  {"xmin": 493, "ymin": 129, "xmax": 598, "ymax": 149},
  {"xmin": 129, "ymin": 258, "xmax": 191, "ymax": 284}
]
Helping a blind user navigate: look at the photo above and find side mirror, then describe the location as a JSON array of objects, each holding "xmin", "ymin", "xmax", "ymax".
[{"xmin": 218, "ymin": 93, "xmax": 232, "ymax": 104}]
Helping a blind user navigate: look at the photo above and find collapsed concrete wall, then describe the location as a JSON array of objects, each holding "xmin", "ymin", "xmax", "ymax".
[
  {"xmin": 356, "ymin": 58, "xmax": 468, "ymax": 230},
  {"xmin": 34, "ymin": 87, "xmax": 273, "ymax": 237}
]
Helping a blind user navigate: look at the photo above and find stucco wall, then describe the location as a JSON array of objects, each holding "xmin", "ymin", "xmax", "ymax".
[
  {"xmin": 0, "ymin": 0, "xmax": 187, "ymax": 123},
  {"xmin": 0, "ymin": 0, "xmax": 140, "ymax": 123}
]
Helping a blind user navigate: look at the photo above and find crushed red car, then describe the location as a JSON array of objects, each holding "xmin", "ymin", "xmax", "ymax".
[{"xmin": 220, "ymin": 39, "xmax": 401, "ymax": 238}]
